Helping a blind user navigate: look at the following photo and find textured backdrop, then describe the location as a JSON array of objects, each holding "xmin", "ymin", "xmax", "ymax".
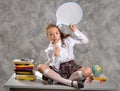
[{"xmin": 0, "ymin": 0, "xmax": 120, "ymax": 91}]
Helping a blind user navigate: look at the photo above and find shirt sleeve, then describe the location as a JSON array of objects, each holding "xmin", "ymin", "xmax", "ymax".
[{"xmin": 72, "ymin": 29, "xmax": 89, "ymax": 45}]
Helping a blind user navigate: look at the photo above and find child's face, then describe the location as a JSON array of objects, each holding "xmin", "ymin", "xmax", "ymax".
[{"xmin": 47, "ymin": 27, "xmax": 61, "ymax": 44}]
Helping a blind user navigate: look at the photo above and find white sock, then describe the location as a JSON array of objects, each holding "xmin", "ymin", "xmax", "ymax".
[
  {"xmin": 43, "ymin": 69, "xmax": 78, "ymax": 87},
  {"xmin": 43, "ymin": 69, "xmax": 50, "ymax": 76},
  {"xmin": 78, "ymin": 71, "xmax": 83, "ymax": 78}
]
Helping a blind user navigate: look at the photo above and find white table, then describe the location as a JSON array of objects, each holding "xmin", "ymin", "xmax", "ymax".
[{"xmin": 4, "ymin": 71, "xmax": 116, "ymax": 91}]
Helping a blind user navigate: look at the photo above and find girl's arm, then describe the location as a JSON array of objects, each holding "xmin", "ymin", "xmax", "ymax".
[
  {"xmin": 44, "ymin": 47, "xmax": 54, "ymax": 64},
  {"xmin": 44, "ymin": 47, "xmax": 60, "ymax": 70},
  {"xmin": 44, "ymin": 46, "xmax": 60, "ymax": 66},
  {"xmin": 53, "ymin": 44, "xmax": 60, "ymax": 57},
  {"xmin": 69, "ymin": 24, "xmax": 89, "ymax": 44}
]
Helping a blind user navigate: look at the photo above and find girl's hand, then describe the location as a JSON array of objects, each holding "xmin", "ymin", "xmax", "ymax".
[
  {"xmin": 69, "ymin": 24, "xmax": 78, "ymax": 32},
  {"xmin": 85, "ymin": 76, "xmax": 94, "ymax": 83},
  {"xmin": 53, "ymin": 44, "xmax": 60, "ymax": 57}
]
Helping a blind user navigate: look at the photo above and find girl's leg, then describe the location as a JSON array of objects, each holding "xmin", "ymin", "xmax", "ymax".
[
  {"xmin": 80, "ymin": 67, "xmax": 92, "ymax": 77},
  {"xmin": 68, "ymin": 67, "xmax": 92, "ymax": 80},
  {"xmin": 68, "ymin": 71, "xmax": 83, "ymax": 80},
  {"xmin": 37, "ymin": 64, "xmax": 82, "ymax": 88}
]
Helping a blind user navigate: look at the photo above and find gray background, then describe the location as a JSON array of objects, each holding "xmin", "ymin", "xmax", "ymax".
[{"xmin": 0, "ymin": 0, "xmax": 120, "ymax": 91}]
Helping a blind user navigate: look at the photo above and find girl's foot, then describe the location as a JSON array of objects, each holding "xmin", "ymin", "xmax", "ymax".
[{"xmin": 71, "ymin": 80, "xmax": 84, "ymax": 88}]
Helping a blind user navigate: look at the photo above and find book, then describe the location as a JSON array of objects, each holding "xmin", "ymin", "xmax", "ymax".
[
  {"xmin": 12, "ymin": 58, "xmax": 36, "ymax": 81},
  {"xmin": 13, "ymin": 59, "xmax": 34, "ymax": 64},
  {"xmin": 14, "ymin": 68, "xmax": 33, "ymax": 72},
  {"xmin": 15, "ymin": 67, "xmax": 33, "ymax": 70},
  {"xmin": 15, "ymin": 71, "xmax": 35, "ymax": 75},
  {"xmin": 15, "ymin": 64, "xmax": 34, "ymax": 67},
  {"xmin": 15, "ymin": 75, "xmax": 36, "ymax": 81},
  {"xmin": 93, "ymin": 73, "xmax": 108, "ymax": 81},
  {"xmin": 93, "ymin": 77, "xmax": 107, "ymax": 81},
  {"xmin": 15, "ymin": 72, "xmax": 34, "ymax": 75}
]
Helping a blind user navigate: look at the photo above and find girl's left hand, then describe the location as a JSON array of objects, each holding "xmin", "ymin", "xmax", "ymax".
[
  {"xmin": 69, "ymin": 24, "xmax": 78, "ymax": 32},
  {"xmin": 85, "ymin": 76, "xmax": 94, "ymax": 83}
]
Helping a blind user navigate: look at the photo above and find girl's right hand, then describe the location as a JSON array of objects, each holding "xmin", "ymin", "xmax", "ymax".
[{"xmin": 53, "ymin": 44, "xmax": 60, "ymax": 57}]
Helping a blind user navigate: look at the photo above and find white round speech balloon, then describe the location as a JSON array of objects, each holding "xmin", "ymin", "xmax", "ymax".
[{"xmin": 56, "ymin": 2, "xmax": 83, "ymax": 26}]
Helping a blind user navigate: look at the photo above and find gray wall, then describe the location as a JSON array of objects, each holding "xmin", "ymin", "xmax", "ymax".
[{"xmin": 0, "ymin": 0, "xmax": 120, "ymax": 91}]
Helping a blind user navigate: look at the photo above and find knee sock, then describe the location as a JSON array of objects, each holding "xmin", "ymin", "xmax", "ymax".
[
  {"xmin": 68, "ymin": 71, "xmax": 83, "ymax": 80},
  {"xmin": 43, "ymin": 69, "xmax": 78, "ymax": 88}
]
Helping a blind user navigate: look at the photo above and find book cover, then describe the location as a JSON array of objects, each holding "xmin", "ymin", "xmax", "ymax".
[
  {"xmin": 15, "ymin": 71, "xmax": 35, "ymax": 75},
  {"xmin": 93, "ymin": 73, "xmax": 108, "ymax": 81},
  {"xmin": 15, "ymin": 64, "xmax": 34, "ymax": 67},
  {"xmin": 15, "ymin": 75, "xmax": 36, "ymax": 80},
  {"xmin": 15, "ymin": 67, "xmax": 33, "ymax": 70},
  {"xmin": 14, "ymin": 68, "xmax": 33, "ymax": 72},
  {"xmin": 13, "ymin": 59, "xmax": 34, "ymax": 64}
]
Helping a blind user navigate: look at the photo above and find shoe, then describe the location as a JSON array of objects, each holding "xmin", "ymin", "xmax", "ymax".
[
  {"xmin": 77, "ymin": 80, "xmax": 84, "ymax": 88},
  {"xmin": 71, "ymin": 80, "xmax": 84, "ymax": 88},
  {"xmin": 48, "ymin": 79, "xmax": 53, "ymax": 85},
  {"xmin": 42, "ymin": 75, "xmax": 53, "ymax": 85}
]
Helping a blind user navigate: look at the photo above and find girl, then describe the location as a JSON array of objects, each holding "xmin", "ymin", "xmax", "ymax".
[{"xmin": 38, "ymin": 24, "xmax": 92, "ymax": 88}]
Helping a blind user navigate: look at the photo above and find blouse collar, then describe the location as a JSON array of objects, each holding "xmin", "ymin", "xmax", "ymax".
[{"xmin": 49, "ymin": 39, "xmax": 62, "ymax": 47}]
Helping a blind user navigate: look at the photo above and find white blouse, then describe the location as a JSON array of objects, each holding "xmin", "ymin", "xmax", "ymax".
[{"xmin": 44, "ymin": 30, "xmax": 88, "ymax": 71}]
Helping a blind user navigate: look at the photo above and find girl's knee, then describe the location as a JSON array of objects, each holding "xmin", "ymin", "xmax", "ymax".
[
  {"xmin": 82, "ymin": 67, "xmax": 92, "ymax": 77},
  {"xmin": 37, "ymin": 64, "xmax": 43, "ymax": 70},
  {"xmin": 85, "ymin": 67, "xmax": 92, "ymax": 77},
  {"xmin": 37, "ymin": 64, "xmax": 50, "ymax": 74},
  {"xmin": 37, "ymin": 64, "xmax": 43, "ymax": 73}
]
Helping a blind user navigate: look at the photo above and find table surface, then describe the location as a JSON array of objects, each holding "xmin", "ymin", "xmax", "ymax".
[{"xmin": 4, "ymin": 71, "xmax": 116, "ymax": 90}]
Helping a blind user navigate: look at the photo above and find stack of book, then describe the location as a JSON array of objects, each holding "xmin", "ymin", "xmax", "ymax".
[{"xmin": 13, "ymin": 58, "xmax": 36, "ymax": 81}]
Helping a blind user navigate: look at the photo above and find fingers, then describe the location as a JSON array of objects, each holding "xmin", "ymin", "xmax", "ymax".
[
  {"xmin": 53, "ymin": 44, "xmax": 59, "ymax": 49},
  {"xmin": 53, "ymin": 44, "xmax": 60, "ymax": 57},
  {"xmin": 69, "ymin": 24, "xmax": 77, "ymax": 32},
  {"xmin": 85, "ymin": 76, "xmax": 93, "ymax": 84},
  {"xmin": 69, "ymin": 24, "xmax": 74, "ymax": 29}
]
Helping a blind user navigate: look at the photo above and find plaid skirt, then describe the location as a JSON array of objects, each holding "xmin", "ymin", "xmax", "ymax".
[{"xmin": 42, "ymin": 60, "xmax": 81, "ymax": 81}]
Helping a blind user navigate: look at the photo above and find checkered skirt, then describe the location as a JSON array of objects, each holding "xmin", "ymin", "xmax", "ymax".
[
  {"xmin": 59, "ymin": 60, "xmax": 81, "ymax": 78},
  {"xmin": 42, "ymin": 60, "xmax": 81, "ymax": 81}
]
